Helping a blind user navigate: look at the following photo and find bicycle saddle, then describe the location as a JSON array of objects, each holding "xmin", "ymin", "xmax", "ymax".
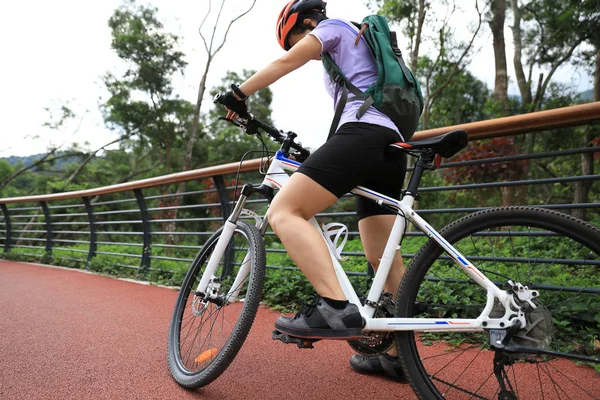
[{"xmin": 388, "ymin": 129, "xmax": 468, "ymax": 159}]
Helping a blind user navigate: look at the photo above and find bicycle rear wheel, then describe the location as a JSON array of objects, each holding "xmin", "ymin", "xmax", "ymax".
[
  {"xmin": 396, "ymin": 207, "xmax": 600, "ymax": 400},
  {"xmin": 168, "ymin": 221, "xmax": 266, "ymax": 389}
]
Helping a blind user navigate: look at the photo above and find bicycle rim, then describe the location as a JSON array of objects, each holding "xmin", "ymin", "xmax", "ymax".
[
  {"xmin": 168, "ymin": 221, "xmax": 265, "ymax": 388},
  {"xmin": 396, "ymin": 207, "xmax": 600, "ymax": 400}
]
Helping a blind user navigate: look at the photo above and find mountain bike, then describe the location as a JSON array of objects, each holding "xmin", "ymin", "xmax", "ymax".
[{"xmin": 167, "ymin": 114, "xmax": 600, "ymax": 399}]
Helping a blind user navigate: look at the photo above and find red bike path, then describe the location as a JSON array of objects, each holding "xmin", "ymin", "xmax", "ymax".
[{"xmin": 0, "ymin": 261, "xmax": 417, "ymax": 400}]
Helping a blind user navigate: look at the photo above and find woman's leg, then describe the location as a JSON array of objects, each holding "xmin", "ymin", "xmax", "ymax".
[
  {"xmin": 359, "ymin": 214, "xmax": 406, "ymax": 357},
  {"xmin": 268, "ymin": 172, "xmax": 346, "ymax": 300},
  {"xmin": 359, "ymin": 214, "xmax": 406, "ymax": 295}
]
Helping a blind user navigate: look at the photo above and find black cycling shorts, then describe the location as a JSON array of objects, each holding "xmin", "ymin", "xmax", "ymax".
[{"xmin": 297, "ymin": 122, "xmax": 407, "ymax": 221}]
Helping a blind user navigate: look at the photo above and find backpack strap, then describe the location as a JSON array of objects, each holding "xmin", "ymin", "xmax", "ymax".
[
  {"xmin": 323, "ymin": 53, "xmax": 373, "ymax": 140},
  {"xmin": 390, "ymin": 31, "xmax": 416, "ymax": 89},
  {"xmin": 323, "ymin": 54, "xmax": 378, "ymax": 140}
]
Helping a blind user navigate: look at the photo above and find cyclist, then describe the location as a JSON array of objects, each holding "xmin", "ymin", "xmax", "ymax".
[{"xmin": 216, "ymin": 0, "xmax": 408, "ymax": 382}]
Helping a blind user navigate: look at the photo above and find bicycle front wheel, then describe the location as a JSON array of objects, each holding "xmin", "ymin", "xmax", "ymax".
[
  {"xmin": 168, "ymin": 221, "xmax": 266, "ymax": 389},
  {"xmin": 396, "ymin": 207, "xmax": 600, "ymax": 400}
]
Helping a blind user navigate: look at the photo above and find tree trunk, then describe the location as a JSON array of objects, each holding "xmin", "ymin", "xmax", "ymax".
[
  {"xmin": 489, "ymin": 0, "xmax": 509, "ymax": 116},
  {"xmin": 405, "ymin": 0, "xmax": 426, "ymax": 217},
  {"xmin": 421, "ymin": 104, "xmax": 431, "ymax": 130},
  {"xmin": 501, "ymin": 186, "xmax": 516, "ymax": 206},
  {"xmin": 573, "ymin": 49, "xmax": 599, "ymax": 220},
  {"xmin": 166, "ymin": 58, "xmax": 211, "ymax": 246},
  {"xmin": 184, "ymin": 56, "xmax": 212, "ymax": 175},
  {"xmin": 510, "ymin": 1, "xmax": 532, "ymax": 109},
  {"xmin": 573, "ymin": 130, "xmax": 594, "ymax": 220},
  {"xmin": 411, "ymin": 0, "xmax": 427, "ymax": 73}
]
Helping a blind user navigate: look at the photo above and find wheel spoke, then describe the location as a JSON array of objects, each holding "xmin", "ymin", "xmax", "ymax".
[
  {"xmin": 168, "ymin": 222, "xmax": 266, "ymax": 388},
  {"xmin": 428, "ymin": 344, "xmax": 480, "ymax": 379},
  {"xmin": 398, "ymin": 207, "xmax": 600, "ymax": 400},
  {"xmin": 540, "ymin": 359, "xmax": 569, "ymax": 400},
  {"xmin": 535, "ymin": 362, "xmax": 546, "ymax": 400},
  {"xmin": 546, "ymin": 360, "xmax": 598, "ymax": 399},
  {"xmin": 442, "ymin": 347, "xmax": 486, "ymax": 398}
]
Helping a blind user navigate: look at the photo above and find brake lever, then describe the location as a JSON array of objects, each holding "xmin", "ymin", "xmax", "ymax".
[
  {"xmin": 217, "ymin": 116, "xmax": 260, "ymax": 136},
  {"xmin": 218, "ymin": 116, "xmax": 244, "ymax": 128}
]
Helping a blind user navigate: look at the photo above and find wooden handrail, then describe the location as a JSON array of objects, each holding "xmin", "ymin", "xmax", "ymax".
[
  {"xmin": 412, "ymin": 102, "xmax": 600, "ymax": 140},
  {"xmin": 0, "ymin": 159, "xmax": 264, "ymax": 204},
  {"xmin": 1, "ymin": 102, "xmax": 598, "ymax": 205}
]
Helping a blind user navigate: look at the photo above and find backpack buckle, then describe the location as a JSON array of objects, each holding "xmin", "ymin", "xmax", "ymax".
[{"xmin": 332, "ymin": 72, "xmax": 345, "ymax": 85}]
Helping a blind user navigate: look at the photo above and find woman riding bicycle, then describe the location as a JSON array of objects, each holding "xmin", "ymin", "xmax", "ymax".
[{"xmin": 216, "ymin": 0, "xmax": 409, "ymax": 382}]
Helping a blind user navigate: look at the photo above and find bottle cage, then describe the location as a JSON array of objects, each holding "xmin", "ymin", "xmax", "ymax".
[{"xmin": 322, "ymin": 223, "xmax": 349, "ymax": 262}]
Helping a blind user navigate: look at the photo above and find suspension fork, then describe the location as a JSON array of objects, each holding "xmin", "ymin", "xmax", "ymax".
[
  {"xmin": 226, "ymin": 184, "xmax": 274, "ymax": 302},
  {"xmin": 197, "ymin": 183, "xmax": 274, "ymax": 300},
  {"xmin": 194, "ymin": 191, "xmax": 249, "ymax": 297}
]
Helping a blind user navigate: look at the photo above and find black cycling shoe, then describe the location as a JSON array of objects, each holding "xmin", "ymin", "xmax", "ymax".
[
  {"xmin": 349, "ymin": 354, "xmax": 408, "ymax": 383},
  {"xmin": 274, "ymin": 296, "xmax": 363, "ymax": 340}
]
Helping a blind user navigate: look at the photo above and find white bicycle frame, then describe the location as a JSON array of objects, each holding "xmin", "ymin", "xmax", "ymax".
[{"xmin": 196, "ymin": 151, "xmax": 527, "ymax": 334}]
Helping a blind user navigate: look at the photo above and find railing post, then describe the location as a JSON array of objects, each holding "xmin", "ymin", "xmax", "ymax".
[
  {"xmin": 212, "ymin": 175, "xmax": 231, "ymax": 222},
  {"xmin": 39, "ymin": 201, "xmax": 53, "ymax": 258},
  {"xmin": 134, "ymin": 189, "xmax": 152, "ymax": 275},
  {"xmin": 83, "ymin": 197, "xmax": 97, "ymax": 269},
  {"xmin": 1, "ymin": 204, "xmax": 12, "ymax": 254}
]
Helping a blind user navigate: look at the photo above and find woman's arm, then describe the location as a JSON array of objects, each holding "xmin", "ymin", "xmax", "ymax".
[{"xmin": 238, "ymin": 34, "xmax": 322, "ymax": 97}]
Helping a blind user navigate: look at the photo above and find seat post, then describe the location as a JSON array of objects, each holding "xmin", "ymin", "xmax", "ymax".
[{"xmin": 405, "ymin": 153, "xmax": 433, "ymax": 198}]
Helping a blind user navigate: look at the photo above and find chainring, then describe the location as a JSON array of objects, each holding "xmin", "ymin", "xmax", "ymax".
[{"xmin": 347, "ymin": 293, "xmax": 395, "ymax": 356}]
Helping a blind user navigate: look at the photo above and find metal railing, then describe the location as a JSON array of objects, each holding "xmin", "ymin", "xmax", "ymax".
[{"xmin": 0, "ymin": 103, "xmax": 599, "ymax": 288}]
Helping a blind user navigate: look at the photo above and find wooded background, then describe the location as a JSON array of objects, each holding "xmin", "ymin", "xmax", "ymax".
[{"xmin": 1, "ymin": 0, "xmax": 598, "ymax": 217}]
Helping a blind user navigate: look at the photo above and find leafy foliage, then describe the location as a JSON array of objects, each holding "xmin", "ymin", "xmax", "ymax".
[
  {"xmin": 102, "ymin": 0, "xmax": 194, "ymax": 172},
  {"xmin": 443, "ymin": 138, "xmax": 529, "ymax": 184},
  {"xmin": 1, "ymin": 1, "xmax": 599, "ymax": 343}
]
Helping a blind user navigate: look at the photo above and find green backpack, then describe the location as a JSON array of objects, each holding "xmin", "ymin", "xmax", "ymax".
[{"xmin": 322, "ymin": 15, "xmax": 424, "ymax": 141}]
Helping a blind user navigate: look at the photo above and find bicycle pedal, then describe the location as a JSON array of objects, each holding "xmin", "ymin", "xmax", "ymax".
[{"xmin": 272, "ymin": 330, "xmax": 319, "ymax": 349}]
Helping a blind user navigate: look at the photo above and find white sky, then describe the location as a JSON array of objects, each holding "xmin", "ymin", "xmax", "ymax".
[{"xmin": 0, "ymin": 0, "xmax": 594, "ymax": 158}]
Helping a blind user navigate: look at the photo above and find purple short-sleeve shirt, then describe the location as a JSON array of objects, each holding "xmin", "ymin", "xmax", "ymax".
[{"xmin": 309, "ymin": 19, "xmax": 403, "ymax": 140}]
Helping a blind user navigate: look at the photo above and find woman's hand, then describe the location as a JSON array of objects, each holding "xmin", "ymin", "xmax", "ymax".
[{"xmin": 214, "ymin": 88, "xmax": 249, "ymax": 121}]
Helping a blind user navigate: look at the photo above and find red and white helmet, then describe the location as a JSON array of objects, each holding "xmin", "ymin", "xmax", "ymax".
[{"xmin": 276, "ymin": 0, "xmax": 327, "ymax": 50}]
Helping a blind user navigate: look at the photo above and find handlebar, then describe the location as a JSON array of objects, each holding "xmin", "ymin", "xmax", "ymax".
[{"xmin": 214, "ymin": 93, "xmax": 310, "ymax": 160}]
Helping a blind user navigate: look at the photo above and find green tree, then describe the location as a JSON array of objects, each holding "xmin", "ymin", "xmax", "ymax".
[
  {"xmin": 372, "ymin": 0, "xmax": 487, "ymax": 130},
  {"xmin": 184, "ymin": 0, "xmax": 257, "ymax": 176},
  {"xmin": 102, "ymin": 0, "xmax": 194, "ymax": 174},
  {"xmin": 511, "ymin": 0, "xmax": 599, "ymax": 113},
  {"xmin": 370, "ymin": 0, "xmax": 429, "ymax": 72},
  {"xmin": 510, "ymin": 0, "xmax": 599, "ymax": 214},
  {"xmin": 0, "ymin": 105, "xmax": 88, "ymax": 195},
  {"xmin": 418, "ymin": 58, "xmax": 491, "ymax": 128},
  {"xmin": 488, "ymin": 0, "xmax": 510, "ymax": 115}
]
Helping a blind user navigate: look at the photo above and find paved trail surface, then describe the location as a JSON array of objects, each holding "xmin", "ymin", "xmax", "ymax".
[{"xmin": 0, "ymin": 261, "xmax": 416, "ymax": 400}]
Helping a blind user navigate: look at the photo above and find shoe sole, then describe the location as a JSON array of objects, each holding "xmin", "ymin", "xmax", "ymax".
[{"xmin": 274, "ymin": 323, "xmax": 363, "ymax": 340}]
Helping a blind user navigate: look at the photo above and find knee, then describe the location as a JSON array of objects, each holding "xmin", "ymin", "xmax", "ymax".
[{"xmin": 268, "ymin": 204, "xmax": 294, "ymax": 236}]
